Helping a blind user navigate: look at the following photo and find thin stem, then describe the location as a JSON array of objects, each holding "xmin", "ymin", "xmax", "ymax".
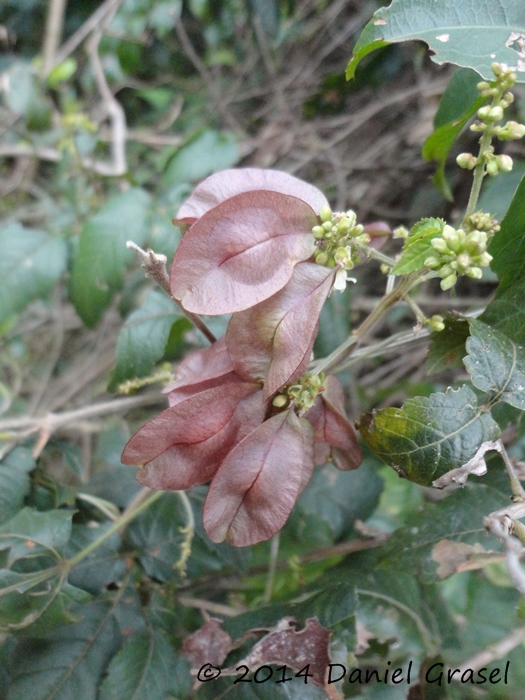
[
  {"xmin": 41, "ymin": 0, "xmax": 68, "ymax": 78},
  {"xmin": 263, "ymin": 531, "xmax": 280, "ymax": 604},
  {"xmin": 313, "ymin": 273, "xmax": 415, "ymax": 375},
  {"xmin": 498, "ymin": 439, "xmax": 525, "ymax": 502},
  {"xmin": 357, "ymin": 242, "xmax": 396, "ymax": 268},
  {"xmin": 173, "ymin": 490, "xmax": 195, "ymax": 578},
  {"xmin": 65, "ymin": 489, "xmax": 163, "ymax": 569},
  {"xmin": 464, "ymin": 127, "xmax": 493, "ymax": 220}
]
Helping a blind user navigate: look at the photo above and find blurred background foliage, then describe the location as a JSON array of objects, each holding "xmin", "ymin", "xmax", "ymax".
[{"xmin": 1, "ymin": 0, "xmax": 525, "ymax": 698}]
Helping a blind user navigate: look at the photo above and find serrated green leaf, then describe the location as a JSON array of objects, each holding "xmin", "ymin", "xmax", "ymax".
[
  {"xmin": 99, "ymin": 628, "xmax": 180, "ymax": 700},
  {"xmin": 0, "ymin": 507, "xmax": 73, "ymax": 559},
  {"xmin": 391, "ymin": 218, "xmax": 444, "ymax": 275},
  {"xmin": 65, "ymin": 523, "xmax": 125, "ymax": 595},
  {"xmin": 464, "ymin": 319, "xmax": 525, "ymax": 409},
  {"xmin": 0, "ymin": 448, "xmax": 35, "ymax": 526},
  {"xmin": 162, "ymin": 129, "xmax": 239, "ymax": 188},
  {"xmin": 110, "ymin": 289, "xmax": 185, "ymax": 390},
  {"xmin": 425, "ymin": 316, "xmax": 471, "ymax": 375},
  {"xmin": 346, "ymin": 0, "xmax": 525, "ymax": 82},
  {"xmin": 358, "ymin": 386, "xmax": 500, "ymax": 486},
  {"xmin": 8, "ymin": 599, "xmax": 123, "ymax": 700},
  {"xmin": 422, "ymin": 69, "xmax": 486, "ymax": 200},
  {"xmin": 482, "ymin": 277, "xmax": 525, "ymax": 346},
  {"xmin": 70, "ymin": 188, "xmax": 151, "ymax": 327},
  {"xmin": 487, "ymin": 173, "xmax": 525, "ymax": 291},
  {"xmin": 0, "ymin": 223, "xmax": 67, "ymax": 323},
  {"xmin": 378, "ymin": 484, "xmax": 506, "ymax": 583}
]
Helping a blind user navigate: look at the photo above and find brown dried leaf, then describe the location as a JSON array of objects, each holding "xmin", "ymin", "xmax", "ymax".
[
  {"xmin": 431, "ymin": 539, "xmax": 490, "ymax": 578},
  {"xmin": 183, "ymin": 616, "xmax": 233, "ymax": 669},
  {"xmin": 432, "ymin": 440, "xmax": 501, "ymax": 488}
]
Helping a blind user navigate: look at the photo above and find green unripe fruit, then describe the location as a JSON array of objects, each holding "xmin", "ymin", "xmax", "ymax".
[
  {"xmin": 440, "ymin": 273, "xmax": 457, "ymax": 291},
  {"xmin": 312, "ymin": 225, "xmax": 325, "ymax": 238},
  {"xmin": 320, "ymin": 205, "xmax": 332, "ymax": 223}
]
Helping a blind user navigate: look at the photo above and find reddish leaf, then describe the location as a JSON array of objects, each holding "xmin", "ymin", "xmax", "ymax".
[
  {"xmin": 174, "ymin": 168, "xmax": 329, "ymax": 225},
  {"xmin": 121, "ymin": 380, "xmax": 259, "ymax": 467},
  {"xmin": 226, "ymin": 263, "xmax": 336, "ymax": 401},
  {"xmin": 170, "ymin": 191, "xmax": 317, "ymax": 315},
  {"xmin": 135, "ymin": 389, "xmax": 266, "ymax": 491},
  {"xmin": 203, "ymin": 410, "xmax": 312, "ymax": 546},
  {"xmin": 183, "ymin": 616, "xmax": 233, "ymax": 669},
  {"xmin": 226, "ymin": 618, "xmax": 332, "ymax": 688},
  {"xmin": 304, "ymin": 375, "xmax": 362, "ymax": 471},
  {"xmin": 163, "ymin": 337, "xmax": 234, "ymax": 396}
]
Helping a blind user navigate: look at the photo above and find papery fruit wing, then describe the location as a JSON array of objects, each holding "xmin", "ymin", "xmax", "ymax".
[
  {"xmin": 170, "ymin": 191, "xmax": 317, "ymax": 315},
  {"xmin": 136, "ymin": 389, "xmax": 266, "ymax": 490},
  {"xmin": 121, "ymin": 380, "xmax": 258, "ymax": 466},
  {"xmin": 174, "ymin": 168, "xmax": 329, "ymax": 225},
  {"xmin": 203, "ymin": 410, "xmax": 310, "ymax": 546},
  {"xmin": 226, "ymin": 263, "xmax": 336, "ymax": 400},
  {"xmin": 163, "ymin": 337, "xmax": 234, "ymax": 396}
]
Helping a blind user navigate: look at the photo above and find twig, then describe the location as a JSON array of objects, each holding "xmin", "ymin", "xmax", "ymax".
[
  {"xmin": 42, "ymin": 0, "xmax": 68, "ymax": 77},
  {"xmin": 498, "ymin": 439, "xmax": 525, "ymax": 502},
  {"xmin": 485, "ymin": 513, "xmax": 525, "ymax": 598},
  {"xmin": 46, "ymin": 0, "xmax": 124, "ymax": 76},
  {"xmin": 457, "ymin": 626, "xmax": 525, "ymax": 674},
  {"xmin": 126, "ymin": 241, "xmax": 217, "ymax": 344},
  {"xmin": 178, "ymin": 596, "xmax": 245, "ymax": 617}
]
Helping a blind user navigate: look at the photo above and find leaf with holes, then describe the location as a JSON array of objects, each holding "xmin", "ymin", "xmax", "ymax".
[
  {"xmin": 226, "ymin": 263, "xmax": 336, "ymax": 400},
  {"xmin": 170, "ymin": 190, "xmax": 317, "ymax": 314},
  {"xmin": 358, "ymin": 385, "xmax": 500, "ymax": 486},
  {"xmin": 174, "ymin": 167, "xmax": 329, "ymax": 225},
  {"xmin": 346, "ymin": 0, "xmax": 525, "ymax": 83},
  {"xmin": 203, "ymin": 410, "xmax": 314, "ymax": 546},
  {"xmin": 464, "ymin": 319, "xmax": 525, "ymax": 409}
]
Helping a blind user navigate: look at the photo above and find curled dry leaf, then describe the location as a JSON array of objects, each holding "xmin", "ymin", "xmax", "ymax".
[
  {"xmin": 432, "ymin": 440, "xmax": 501, "ymax": 488},
  {"xmin": 431, "ymin": 539, "xmax": 493, "ymax": 578},
  {"xmin": 203, "ymin": 409, "xmax": 314, "ymax": 546},
  {"xmin": 121, "ymin": 379, "xmax": 259, "ymax": 467},
  {"xmin": 304, "ymin": 375, "xmax": 362, "ymax": 471},
  {"xmin": 174, "ymin": 167, "xmax": 329, "ymax": 225},
  {"xmin": 135, "ymin": 389, "xmax": 266, "ymax": 491},
  {"xmin": 170, "ymin": 190, "xmax": 317, "ymax": 315},
  {"xmin": 225, "ymin": 617, "xmax": 332, "ymax": 688},
  {"xmin": 226, "ymin": 263, "xmax": 336, "ymax": 400},
  {"xmin": 183, "ymin": 616, "xmax": 233, "ymax": 669}
]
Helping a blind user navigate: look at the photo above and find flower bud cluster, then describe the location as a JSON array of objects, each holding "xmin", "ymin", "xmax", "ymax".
[
  {"xmin": 312, "ymin": 205, "xmax": 369, "ymax": 271},
  {"xmin": 427, "ymin": 315, "xmax": 445, "ymax": 333},
  {"xmin": 272, "ymin": 371, "xmax": 325, "ymax": 412},
  {"xmin": 464, "ymin": 211, "xmax": 500, "ymax": 237},
  {"xmin": 424, "ymin": 225, "xmax": 493, "ymax": 290},
  {"xmin": 456, "ymin": 63, "xmax": 525, "ymax": 177}
]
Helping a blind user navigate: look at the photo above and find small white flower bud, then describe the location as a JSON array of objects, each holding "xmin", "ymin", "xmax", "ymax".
[
  {"xmin": 476, "ymin": 251, "xmax": 493, "ymax": 267},
  {"xmin": 431, "ymin": 237, "xmax": 449, "ymax": 255},
  {"xmin": 440, "ymin": 273, "xmax": 457, "ymax": 291},
  {"xmin": 477, "ymin": 105, "xmax": 491, "ymax": 120},
  {"xmin": 466, "ymin": 267, "xmax": 483, "ymax": 279},
  {"xmin": 456, "ymin": 253, "xmax": 472, "ymax": 272},
  {"xmin": 456, "ymin": 153, "xmax": 477, "ymax": 169},
  {"xmin": 333, "ymin": 268, "xmax": 348, "ymax": 292},
  {"xmin": 496, "ymin": 154, "xmax": 513, "ymax": 172},
  {"xmin": 424, "ymin": 256, "xmax": 441, "ymax": 269},
  {"xmin": 488, "ymin": 106, "xmax": 504, "ymax": 122},
  {"xmin": 442, "ymin": 225, "xmax": 460, "ymax": 252},
  {"xmin": 322, "ymin": 221, "xmax": 333, "ymax": 232}
]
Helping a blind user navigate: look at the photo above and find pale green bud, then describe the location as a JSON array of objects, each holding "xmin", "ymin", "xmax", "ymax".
[
  {"xmin": 326, "ymin": 257, "xmax": 337, "ymax": 268},
  {"xmin": 338, "ymin": 217, "xmax": 351, "ymax": 232},
  {"xmin": 312, "ymin": 225, "xmax": 325, "ymax": 238},
  {"xmin": 456, "ymin": 253, "xmax": 472, "ymax": 272},
  {"xmin": 465, "ymin": 231, "xmax": 483, "ymax": 254},
  {"xmin": 355, "ymin": 233, "xmax": 370, "ymax": 245},
  {"xmin": 492, "ymin": 62, "xmax": 503, "ymax": 76},
  {"xmin": 322, "ymin": 221, "xmax": 333, "ymax": 232},
  {"xmin": 500, "ymin": 92, "xmax": 515, "ymax": 108},
  {"xmin": 424, "ymin": 256, "xmax": 441, "ymax": 269},
  {"xmin": 442, "ymin": 225, "xmax": 460, "ymax": 252},
  {"xmin": 320, "ymin": 205, "xmax": 332, "ymax": 223},
  {"xmin": 449, "ymin": 261, "xmax": 458, "ymax": 271},
  {"xmin": 470, "ymin": 122, "xmax": 486, "ymax": 132},
  {"xmin": 477, "ymin": 105, "xmax": 491, "ymax": 120},
  {"xmin": 496, "ymin": 154, "xmax": 513, "ymax": 172},
  {"xmin": 428, "ymin": 315, "xmax": 445, "ymax": 332},
  {"xmin": 393, "ymin": 226, "xmax": 409, "ymax": 239},
  {"xmin": 456, "ymin": 152, "xmax": 477, "ymax": 169},
  {"xmin": 488, "ymin": 106, "xmax": 504, "ymax": 122},
  {"xmin": 476, "ymin": 251, "xmax": 493, "ymax": 267},
  {"xmin": 466, "ymin": 267, "xmax": 483, "ymax": 279},
  {"xmin": 345, "ymin": 210, "xmax": 357, "ymax": 227},
  {"xmin": 439, "ymin": 264, "xmax": 453, "ymax": 278},
  {"xmin": 272, "ymin": 394, "xmax": 288, "ymax": 408},
  {"xmin": 431, "ymin": 237, "xmax": 449, "ymax": 255},
  {"xmin": 315, "ymin": 251, "xmax": 328, "ymax": 265},
  {"xmin": 486, "ymin": 159, "xmax": 499, "ymax": 176},
  {"xmin": 477, "ymin": 81, "xmax": 490, "ymax": 91},
  {"xmin": 499, "ymin": 121, "xmax": 525, "ymax": 140},
  {"xmin": 334, "ymin": 247, "xmax": 349, "ymax": 264},
  {"xmin": 440, "ymin": 273, "xmax": 457, "ymax": 291}
]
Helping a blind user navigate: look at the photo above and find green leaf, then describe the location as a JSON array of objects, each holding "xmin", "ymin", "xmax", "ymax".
[
  {"xmin": 0, "ymin": 448, "xmax": 35, "ymax": 526},
  {"xmin": 0, "ymin": 507, "xmax": 73, "ymax": 558},
  {"xmin": 482, "ymin": 277, "xmax": 525, "ymax": 346},
  {"xmin": 99, "ymin": 628, "xmax": 180, "ymax": 700},
  {"xmin": 378, "ymin": 484, "xmax": 506, "ymax": 583},
  {"xmin": 487, "ymin": 172, "xmax": 525, "ymax": 291},
  {"xmin": 70, "ymin": 188, "xmax": 151, "ymax": 327},
  {"xmin": 8, "ymin": 599, "xmax": 123, "ymax": 700},
  {"xmin": 162, "ymin": 129, "xmax": 239, "ymax": 188},
  {"xmin": 464, "ymin": 319, "xmax": 525, "ymax": 409},
  {"xmin": 346, "ymin": 0, "xmax": 525, "ymax": 83},
  {"xmin": 109, "ymin": 289, "xmax": 185, "ymax": 390},
  {"xmin": 291, "ymin": 460, "xmax": 383, "ymax": 545},
  {"xmin": 65, "ymin": 523, "xmax": 125, "ymax": 595},
  {"xmin": 425, "ymin": 316, "xmax": 471, "ymax": 375},
  {"xmin": 0, "ymin": 223, "xmax": 67, "ymax": 324},
  {"xmin": 358, "ymin": 385, "xmax": 500, "ymax": 486},
  {"xmin": 422, "ymin": 69, "xmax": 486, "ymax": 200},
  {"xmin": 391, "ymin": 218, "xmax": 444, "ymax": 275}
]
